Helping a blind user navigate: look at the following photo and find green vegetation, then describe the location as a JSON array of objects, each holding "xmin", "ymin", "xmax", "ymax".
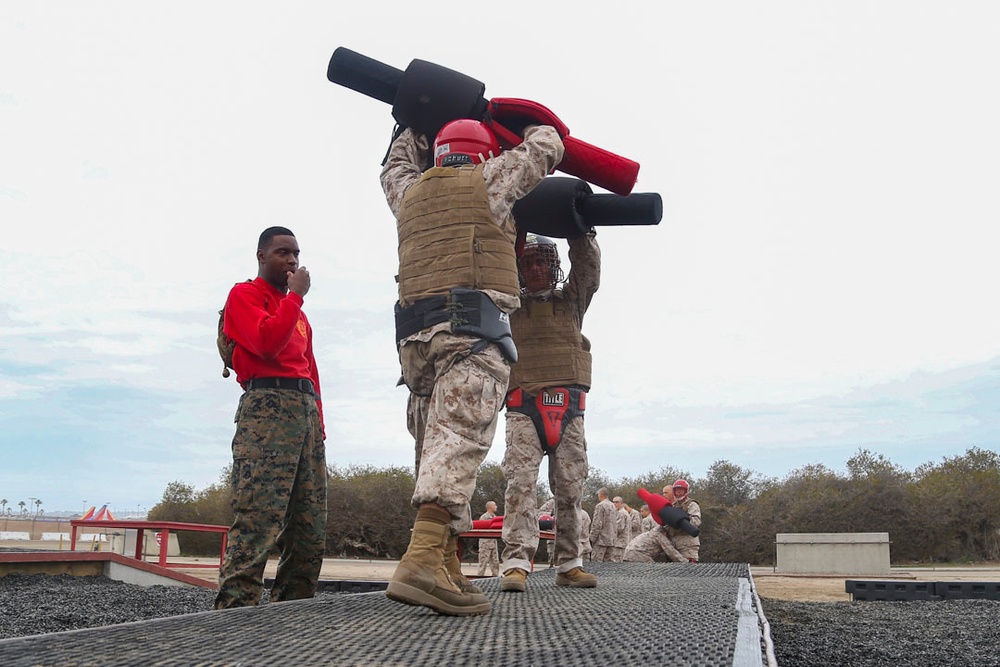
[{"xmin": 148, "ymin": 447, "xmax": 1000, "ymax": 564}]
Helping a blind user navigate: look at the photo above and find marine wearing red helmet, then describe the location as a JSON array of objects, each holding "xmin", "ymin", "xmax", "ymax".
[
  {"xmin": 433, "ymin": 119, "xmax": 501, "ymax": 167},
  {"xmin": 671, "ymin": 479, "xmax": 690, "ymax": 503}
]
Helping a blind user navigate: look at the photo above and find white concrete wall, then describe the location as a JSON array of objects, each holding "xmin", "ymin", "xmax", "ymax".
[
  {"xmin": 775, "ymin": 532, "xmax": 891, "ymax": 575},
  {"xmin": 41, "ymin": 532, "xmax": 72, "ymax": 541},
  {"xmin": 112, "ymin": 531, "xmax": 181, "ymax": 558},
  {"xmin": 75, "ymin": 533, "xmax": 111, "ymax": 547},
  {"xmin": 0, "ymin": 532, "xmax": 30, "ymax": 540},
  {"xmin": 104, "ymin": 560, "xmax": 196, "ymax": 588}
]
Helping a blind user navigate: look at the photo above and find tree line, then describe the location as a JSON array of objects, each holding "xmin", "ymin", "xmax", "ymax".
[{"xmin": 148, "ymin": 446, "xmax": 1000, "ymax": 564}]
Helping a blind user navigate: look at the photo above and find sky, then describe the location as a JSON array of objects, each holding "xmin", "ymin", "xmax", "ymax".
[{"xmin": 2, "ymin": 1, "xmax": 999, "ymax": 517}]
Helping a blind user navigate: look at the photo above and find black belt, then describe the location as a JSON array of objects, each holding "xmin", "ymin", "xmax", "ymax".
[
  {"xmin": 245, "ymin": 377, "xmax": 315, "ymax": 395},
  {"xmin": 394, "ymin": 289, "xmax": 518, "ymax": 362}
]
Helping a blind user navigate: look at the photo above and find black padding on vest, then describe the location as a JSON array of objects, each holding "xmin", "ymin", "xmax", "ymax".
[
  {"xmin": 394, "ymin": 295, "xmax": 448, "ymax": 342},
  {"xmin": 449, "ymin": 289, "xmax": 517, "ymax": 363},
  {"xmin": 392, "ymin": 59, "xmax": 488, "ymax": 137},
  {"xmin": 394, "ymin": 289, "xmax": 517, "ymax": 362}
]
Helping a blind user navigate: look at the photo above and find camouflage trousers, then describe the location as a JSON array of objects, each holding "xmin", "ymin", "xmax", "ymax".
[
  {"xmin": 622, "ymin": 527, "xmax": 688, "ymax": 563},
  {"xmin": 214, "ymin": 388, "xmax": 328, "ymax": 609},
  {"xmin": 590, "ymin": 545, "xmax": 614, "ymax": 562},
  {"xmin": 401, "ymin": 332, "xmax": 509, "ymax": 535},
  {"xmin": 477, "ymin": 539, "xmax": 500, "ymax": 576},
  {"xmin": 500, "ymin": 412, "xmax": 588, "ymax": 574}
]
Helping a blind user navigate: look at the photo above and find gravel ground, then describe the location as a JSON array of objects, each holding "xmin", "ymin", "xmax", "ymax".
[
  {"xmin": 3, "ymin": 574, "xmax": 1000, "ymax": 666},
  {"xmin": 0, "ymin": 574, "xmax": 219, "ymax": 639},
  {"xmin": 763, "ymin": 597, "xmax": 1000, "ymax": 667}
]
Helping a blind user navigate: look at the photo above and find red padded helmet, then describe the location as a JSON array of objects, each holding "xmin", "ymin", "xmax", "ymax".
[
  {"xmin": 672, "ymin": 479, "xmax": 690, "ymax": 501},
  {"xmin": 433, "ymin": 119, "xmax": 501, "ymax": 167}
]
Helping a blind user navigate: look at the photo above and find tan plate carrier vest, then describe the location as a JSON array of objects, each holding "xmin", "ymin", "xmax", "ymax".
[
  {"xmin": 397, "ymin": 165, "xmax": 518, "ymax": 305},
  {"xmin": 509, "ymin": 297, "xmax": 592, "ymax": 396}
]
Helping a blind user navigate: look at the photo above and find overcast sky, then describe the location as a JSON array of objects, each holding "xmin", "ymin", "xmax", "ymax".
[{"xmin": 2, "ymin": 2, "xmax": 999, "ymax": 516}]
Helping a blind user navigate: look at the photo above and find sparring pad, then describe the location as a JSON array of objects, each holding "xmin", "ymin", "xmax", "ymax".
[
  {"xmin": 560, "ymin": 135, "xmax": 640, "ymax": 197},
  {"xmin": 638, "ymin": 488, "xmax": 673, "ymax": 526},
  {"xmin": 489, "ymin": 99, "xmax": 640, "ymax": 197},
  {"xmin": 327, "ymin": 46, "xmax": 403, "ymax": 105},
  {"xmin": 661, "ymin": 506, "xmax": 700, "ymax": 537},
  {"xmin": 393, "ymin": 59, "xmax": 488, "ymax": 137},
  {"xmin": 489, "ymin": 97, "xmax": 571, "ymax": 137},
  {"xmin": 512, "ymin": 176, "xmax": 593, "ymax": 239}
]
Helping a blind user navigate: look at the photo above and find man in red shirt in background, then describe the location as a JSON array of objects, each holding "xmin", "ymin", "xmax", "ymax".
[{"xmin": 214, "ymin": 226, "xmax": 328, "ymax": 609}]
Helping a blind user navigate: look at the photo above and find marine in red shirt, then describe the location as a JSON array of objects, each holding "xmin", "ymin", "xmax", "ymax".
[{"xmin": 214, "ymin": 226, "xmax": 328, "ymax": 610}]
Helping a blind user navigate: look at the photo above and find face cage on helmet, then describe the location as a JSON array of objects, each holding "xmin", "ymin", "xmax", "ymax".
[{"xmin": 518, "ymin": 246, "xmax": 565, "ymax": 293}]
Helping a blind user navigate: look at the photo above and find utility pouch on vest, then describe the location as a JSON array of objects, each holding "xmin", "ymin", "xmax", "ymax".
[
  {"xmin": 394, "ymin": 288, "xmax": 518, "ymax": 363},
  {"xmin": 506, "ymin": 386, "xmax": 586, "ymax": 454}
]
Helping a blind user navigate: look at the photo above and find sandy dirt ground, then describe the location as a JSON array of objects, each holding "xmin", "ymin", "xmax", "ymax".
[
  {"xmin": 751, "ymin": 565, "xmax": 1000, "ymax": 601},
  {"xmin": 5, "ymin": 541, "xmax": 999, "ymax": 602}
]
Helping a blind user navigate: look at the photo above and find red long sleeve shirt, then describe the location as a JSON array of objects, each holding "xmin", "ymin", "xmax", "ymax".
[{"xmin": 223, "ymin": 277, "xmax": 324, "ymax": 431}]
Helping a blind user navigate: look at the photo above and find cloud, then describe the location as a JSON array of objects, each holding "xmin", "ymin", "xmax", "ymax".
[{"xmin": 2, "ymin": 2, "xmax": 999, "ymax": 513}]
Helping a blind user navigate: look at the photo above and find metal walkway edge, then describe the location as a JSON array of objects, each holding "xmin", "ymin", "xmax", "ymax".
[{"xmin": 0, "ymin": 562, "xmax": 764, "ymax": 667}]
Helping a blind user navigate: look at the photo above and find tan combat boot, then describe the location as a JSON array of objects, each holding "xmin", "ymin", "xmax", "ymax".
[
  {"xmin": 386, "ymin": 520, "xmax": 491, "ymax": 616},
  {"xmin": 500, "ymin": 567, "xmax": 528, "ymax": 592},
  {"xmin": 444, "ymin": 534, "xmax": 484, "ymax": 594},
  {"xmin": 555, "ymin": 567, "xmax": 598, "ymax": 588}
]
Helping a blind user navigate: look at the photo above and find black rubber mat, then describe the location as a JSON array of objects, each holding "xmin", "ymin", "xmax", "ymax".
[{"xmin": 0, "ymin": 562, "xmax": 761, "ymax": 666}]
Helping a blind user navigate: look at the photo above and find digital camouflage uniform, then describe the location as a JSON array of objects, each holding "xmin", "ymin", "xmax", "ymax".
[
  {"xmin": 216, "ymin": 391, "xmax": 327, "ymax": 606},
  {"xmin": 579, "ymin": 507, "xmax": 592, "ymax": 561},
  {"xmin": 381, "ymin": 126, "xmax": 564, "ymax": 536},
  {"xmin": 667, "ymin": 497, "xmax": 702, "ymax": 562},
  {"xmin": 610, "ymin": 505, "xmax": 630, "ymax": 562},
  {"xmin": 589, "ymin": 498, "xmax": 617, "ymax": 562},
  {"xmin": 624, "ymin": 497, "xmax": 701, "ymax": 563},
  {"xmin": 641, "ymin": 512, "xmax": 656, "ymax": 533},
  {"xmin": 501, "ymin": 234, "xmax": 600, "ymax": 577},
  {"xmin": 477, "ymin": 510, "xmax": 500, "ymax": 576},
  {"xmin": 215, "ymin": 279, "xmax": 327, "ymax": 609},
  {"xmin": 628, "ymin": 508, "xmax": 642, "ymax": 542},
  {"xmin": 535, "ymin": 497, "xmax": 556, "ymax": 567},
  {"xmin": 622, "ymin": 525, "xmax": 687, "ymax": 563}
]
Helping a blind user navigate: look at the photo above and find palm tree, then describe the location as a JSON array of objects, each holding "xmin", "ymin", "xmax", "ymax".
[
  {"xmin": 0, "ymin": 499, "xmax": 7, "ymax": 515},
  {"xmin": 34, "ymin": 498, "xmax": 42, "ymax": 515},
  {"xmin": 18, "ymin": 500, "xmax": 26, "ymax": 514}
]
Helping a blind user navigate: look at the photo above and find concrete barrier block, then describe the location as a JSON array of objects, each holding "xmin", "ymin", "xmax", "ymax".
[
  {"xmin": 776, "ymin": 532, "xmax": 891, "ymax": 575},
  {"xmin": 934, "ymin": 581, "xmax": 1000, "ymax": 600},
  {"xmin": 845, "ymin": 579, "xmax": 939, "ymax": 601}
]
